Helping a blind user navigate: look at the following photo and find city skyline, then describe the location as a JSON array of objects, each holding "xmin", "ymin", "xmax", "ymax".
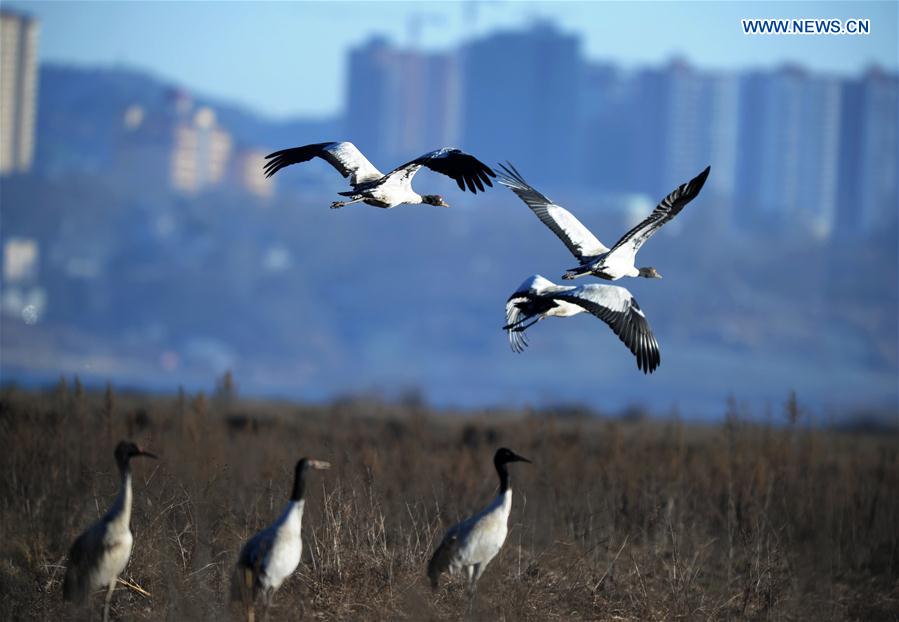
[
  {"xmin": 7, "ymin": 1, "xmax": 898, "ymax": 118},
  {"xmin": 1, "ymin": 4, "xmax": 896, "ymax": 416}
]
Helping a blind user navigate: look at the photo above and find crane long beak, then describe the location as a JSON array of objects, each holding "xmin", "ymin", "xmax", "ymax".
[
  {"xmin": 515, "ymin": 454, "xmax": 532, "ymax": 464},
  {"xmin": 309, "ymin": 460, "xmax": 331, "ymax": 470},
  {"xmin": 137, "ymin": 450, "xmax": 158, "ymax": 460}
]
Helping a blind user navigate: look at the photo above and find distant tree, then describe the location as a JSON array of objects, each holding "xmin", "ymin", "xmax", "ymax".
[
  {"xmin": 784, "ymin": 391, "xmax": 801, "ymax": 426},
  {"xmin": 55, "ymin": 374, "xmax": 68, "ymax": 400},
  {"xmin": 186, "ymin": 392, "xmax": 209, "ymax": 442},
  {"xmin": 73, "ymin": 375, "xmax": 85, "ymax": 420},
  {"xmin": 215, "ymin": 370, "xmax": 237, "ymax": 413},
  {"xmin": 103, "ymin": 383, "xmax": 115, "ymax": 445}
]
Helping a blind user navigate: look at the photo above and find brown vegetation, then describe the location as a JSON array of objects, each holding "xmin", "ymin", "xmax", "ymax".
[{"xmin": 0, "ymin": 382, "xmax": 897, "ymax": 620}]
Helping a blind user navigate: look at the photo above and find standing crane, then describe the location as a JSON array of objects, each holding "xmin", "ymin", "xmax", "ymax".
[
  {"xmin": 428, "ymin": 447, "xmax": 532, "ymax": 618},
  {"xmin": 232, "ymin": 457, "xmax": 331, "ymax": 622},
  {"xmin": 63, "ymin": 440, "xmax": 158, "ymax": 622}
]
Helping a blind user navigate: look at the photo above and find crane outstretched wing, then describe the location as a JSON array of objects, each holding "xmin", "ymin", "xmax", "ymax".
[
  {"xmin": 390, "ymin": 148, "xmax": 496, "ymax": 194},
  {"xmin": 556, "ymin": 284, "xmax": 661, "ymax": 374},
  {"xmin": 263, "ymin": 141, "xmax": 384, "ymax": 184},
  {"xmin": 607, "ymin": 165, "xmax": 711, "ymax": 260},
  {"xmin": 503, "ymin": 275, "xmax": 565, "ymax": 353},
  {"xmin": 504, "ymin": 294, "xmax": 531, "ymax": 353},
  {"xmin": 497, "ymin": 162, "xmax": 609, "ymax": 262}
]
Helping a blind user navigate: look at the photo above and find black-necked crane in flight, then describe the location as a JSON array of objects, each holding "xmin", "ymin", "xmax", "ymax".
[
  {"xmin": 232, "ymin": 457, "xmax": 331, "ymax": 622},
  {"xmin": 263, "ymin": 141, "xmax": 496, "ymax": 209},
  {"xmin": 498, "ymin": 162, "xmax": 710, "ymax": 281},
  {"xmin": 504, "ymin": 274, "xmax": 661, "ymax": 374},
  {"xmin": 428, "ymin": 447, "xmax": 531, "ymax": 618},
  {"xmin": 63, "ymin": 440, "xmax": 158, "ymax": 622}
]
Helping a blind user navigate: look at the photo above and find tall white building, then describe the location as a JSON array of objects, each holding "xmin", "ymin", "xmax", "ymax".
[
  {"xmin": 171, "ymin": 106, "xmax": 232, "ymax": 194},
  {"xmin": 655, "ymin": 61, "xmax": 739, "ymax": 202},
  {"xmin": 737, "ymin": 67, "xmax": 842, "ymax": 237},
  {"xmin": 0, "ymin": 10, "xmax": 39, "ymax": 175},
  {"xmin": 231, "ymin": 147, "xmax": 274, "ymax": 198},
  {"xmin": 1, "ymin": 237, "xmax": 45, "ymax": 324},
  {"xmin": 346, "ymin": 38, "xmax": 459, "ymax": 165},
  {"xmin": 856, "ymin": 69, "xmax": 898, "ymax": 233},
  {"xmin": 116, "ymin": 90, "xmax": 234, "ymax": 195}
]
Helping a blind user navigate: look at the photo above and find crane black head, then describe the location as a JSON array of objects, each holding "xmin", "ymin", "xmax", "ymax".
[
  {"xmin": 494, "ymin": 447, "xmax": 531, "ymax": 466},
  {"xmin": 422, "ymin": 194, "xmax": 449, "ymax": 207},
  {"xmin": 114, "ymin": 440, "xmax": 157, "ymax": 470},
  {"xmin": 291, "ymin": 457, "xmax": 331, "ymax": 501},
  {"xmin": 493, "ymin": 447, "xmax": 531, "ymax": 492},
  {"xmin": 638, "ymin": 267, "xmax": 662, "ymax": 279}
]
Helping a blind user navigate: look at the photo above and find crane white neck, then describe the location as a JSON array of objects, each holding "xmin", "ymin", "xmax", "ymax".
[
  {"xmin": 274, "ymin": 498, "xmax": 305, "ymax": 533},
  {"xmin": 105, "ymin": 464, "xmax": 133, "ymax": 530}
]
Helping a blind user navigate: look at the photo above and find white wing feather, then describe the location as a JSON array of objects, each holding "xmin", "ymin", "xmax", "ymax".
[{"xmin": 498, "ymin": 163, "xmax": 609, "ymax": 261}]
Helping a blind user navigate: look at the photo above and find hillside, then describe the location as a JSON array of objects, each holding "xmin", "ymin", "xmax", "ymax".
[{"xmin": 0, "ymin": 64, "xmax": 896, "ymax": 417}]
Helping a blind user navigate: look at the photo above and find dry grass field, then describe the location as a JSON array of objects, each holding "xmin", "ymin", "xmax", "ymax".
[{"xmin": 1, "ymin": 381, "xmax": 897, "ymax": 621}]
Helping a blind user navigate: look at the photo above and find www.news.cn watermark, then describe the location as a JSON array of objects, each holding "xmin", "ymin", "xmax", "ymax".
[{"xmin": 742, "ymin": 18, "xmax": 870, "ymax": 35}]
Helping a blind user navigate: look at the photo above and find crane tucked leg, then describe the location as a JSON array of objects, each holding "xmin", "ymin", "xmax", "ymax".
[{"xmin": 330, "ymin": 197, "xmax": 365, "ymax": 209}]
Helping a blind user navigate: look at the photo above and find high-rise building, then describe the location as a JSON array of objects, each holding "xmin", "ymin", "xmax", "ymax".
[
  {"xmin": 1, "ymin": 237, "xmax": 45, "ymax": 324},
  {"xmin": 837, "ymin": 67, "xmax": 898, "ymax": 234},
  {"xmin": 170, "ymin": 105, "xmax": 232, "ymax": 194},
  {"xmin": 345, "ymin": 38, "xmax": 459, "ymax": 165},
  {"xmin": 630, "ymin": 60, "xmax": 739, "ymax": 206},
  {"xmin": 662, "ymin": 64, "xmax": 738, "ymax": 204},
  {"xmin": 578, "ymin": 62, "xmax": 633, "ymax": 193},
  {"xmin": 461, "ymin": 22, "xmax": 583, "ymax": 184},
  {"xmin": 115, "ymin": 90, "xmax": 233, "ymax": 195},
  {"xmin": 0, "ymin": 10, "xmax": 39, "ymax": 175},
  {"xmin": 231, "ymin": 147, "xmax": 275, "ymax": 199},
  {"xmin": 736, "ymin": 67, "xmax": 842, "ymax": 237}
]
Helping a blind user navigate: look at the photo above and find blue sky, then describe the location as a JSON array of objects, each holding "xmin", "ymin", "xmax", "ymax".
[{"xmin": 9, "ymin": 1, "xmax": 898, "ymax": 118}]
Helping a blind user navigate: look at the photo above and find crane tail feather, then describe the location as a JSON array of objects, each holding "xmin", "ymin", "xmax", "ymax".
[
  {"xmin": 427, "ymin": 531, "xmax": 457, "ymax": 591},
  {"xmin": 427, "ymin": 554, "xmax": 441, "ymax": 591},
  {"xmin": 62, "ymin": 565, "xmax": 88, "ymax": 603},
  {"xmin": 231, "ymin": 562, "xmax": 256, "ymax": 603}
]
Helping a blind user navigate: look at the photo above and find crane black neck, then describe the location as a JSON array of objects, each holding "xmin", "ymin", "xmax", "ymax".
[
  {"xmin": 116, "ymin": 455, "xmax": 132, "ymax": 478},
  {"xmin": 494, "ymin": 457, "xmax": 511, "ymax": 493},
  {"xmin": 291, "ymin": 460, "xmax": 307, "ymax": 502}
]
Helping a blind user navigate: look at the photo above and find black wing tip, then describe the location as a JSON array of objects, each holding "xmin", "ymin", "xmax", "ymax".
[
  {"xmin": 262, "ymin": 142, "xmax": 338, "ymax": 177},
  {"xmin": 689, "ymin": 165, "xmax": 712, "ymax": 193},
  {"xmin": 263, "ymin": 161, "xmax": 283, "ymax": 178},
  {"xmin": 635, "ymin": 333, "xmax": 661, "ymax": 374},
  {"xmin": 423, "ymin": 150, "xmax": 496, "ymax": 194},
  {"xmin": 496, "ymin": 161, "xmax": 528, "ymax": 189},
  {"xmin": 639, "ymin": 349, "xmax": 660, "ymax": 373}
]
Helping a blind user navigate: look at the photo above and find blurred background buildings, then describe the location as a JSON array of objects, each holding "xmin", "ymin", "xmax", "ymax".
[
  {"xmin": 0, "ymin": 9, "xmax": 39, "ymax": 174},
  {"xmin": 1, "ymin": 7, "xmax": 896, "ymax": 418}
]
